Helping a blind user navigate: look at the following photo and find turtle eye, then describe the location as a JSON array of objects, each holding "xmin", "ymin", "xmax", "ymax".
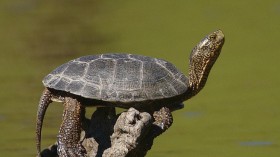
[{"xmin": 209, "ymin": 34, "xmax": 216, "ymax": 40}]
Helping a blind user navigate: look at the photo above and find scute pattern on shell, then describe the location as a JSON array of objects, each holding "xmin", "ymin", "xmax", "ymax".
[{"xmin": 43, "ymin": 53, "xmax": 188, "ymax": 102}]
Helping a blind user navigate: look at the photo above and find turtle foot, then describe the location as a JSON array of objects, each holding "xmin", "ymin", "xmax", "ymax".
[{"xmin": 153, "ymin": 107, "xmax": 173, "ymax": 131}]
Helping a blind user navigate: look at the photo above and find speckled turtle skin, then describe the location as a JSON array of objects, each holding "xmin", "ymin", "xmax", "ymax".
[{"xmin": 36, "ymin": 30, "xmax": 225, "ymax": 157}]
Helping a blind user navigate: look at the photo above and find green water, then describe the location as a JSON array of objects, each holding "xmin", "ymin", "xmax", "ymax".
[{"xmin": 0, "ymin": 0, "xmax": 279, "ymax": 156}]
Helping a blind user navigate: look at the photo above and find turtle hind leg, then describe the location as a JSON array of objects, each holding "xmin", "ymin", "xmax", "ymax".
[
  {"xmin": 36, "ymin": 88, "xmax": 53, "ymax": 156},
  {"xmin": 57, "ymin": 97, "xmax": 86, "ymax": 157}
]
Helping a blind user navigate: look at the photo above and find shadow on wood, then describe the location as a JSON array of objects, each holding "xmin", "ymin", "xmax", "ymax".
[{"xmin": 40, "ymin": 107, "xmax": 173, "ymax": 157}]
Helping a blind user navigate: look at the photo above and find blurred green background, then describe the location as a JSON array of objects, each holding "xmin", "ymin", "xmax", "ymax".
[{"xmin": 0, "ymin": 0, "xmax": 279, "ymax": 156}]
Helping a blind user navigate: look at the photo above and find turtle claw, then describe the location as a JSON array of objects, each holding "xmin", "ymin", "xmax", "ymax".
[{"xmin": 57, "ymin": 143, "xmax": 86, "ymax": 157}]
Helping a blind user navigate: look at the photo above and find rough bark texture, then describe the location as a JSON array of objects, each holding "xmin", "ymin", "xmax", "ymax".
[{"xmin": 40, "ymin": 107, "xmax": 172, "ymax": 157}]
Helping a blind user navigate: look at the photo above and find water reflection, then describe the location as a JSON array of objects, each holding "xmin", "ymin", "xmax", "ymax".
[
  {"xmin": 0, "ymin": 114, "xmax": 5, "ymax": 121},
  {"xmin": 184, "ymin": 111, "xmax": 202, "ymax": 118},
  {"xmin": 240, "ymin": 141, "xmax": 273, "ymax": 146}
]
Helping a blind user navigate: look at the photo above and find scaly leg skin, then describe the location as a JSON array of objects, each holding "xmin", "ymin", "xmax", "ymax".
[
  {"xmin": 152, "ymin": 102, "xmax": 183, "ymax": 132},
  {"xmin": 57, "ymin": 97, "xmax": 86, "ymax": 157},
  {"xmin": 152, "ymin": 107, "xmax": 173, "ymax": 136}
]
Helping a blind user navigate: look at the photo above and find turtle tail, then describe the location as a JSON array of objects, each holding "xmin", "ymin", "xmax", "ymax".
[{"xmin": 36, "ymin": 88, "xmax": 53, "ymax": 157}]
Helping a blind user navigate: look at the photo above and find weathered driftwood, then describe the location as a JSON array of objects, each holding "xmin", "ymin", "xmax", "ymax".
[{"xmin": 40, "ymin": 107, "xmax": 172, "ymax": 157}]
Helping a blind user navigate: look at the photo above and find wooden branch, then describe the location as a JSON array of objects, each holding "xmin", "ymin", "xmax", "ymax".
[{"xmin": 40, "ymin": 107, "xmax": 172, "ymax": 157}]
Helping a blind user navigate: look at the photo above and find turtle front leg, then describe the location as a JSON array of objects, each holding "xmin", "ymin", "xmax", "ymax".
[
  {"xmin": 152, "ymin": 102, "xmax": 184, "ymax": 132},
  {"xmin": 152, "ymin": 107, "xmax": 173, "ymax": 136},
  {"xmin": 57, "ymin": 97, "xmax": 86, "ymax": 157}
]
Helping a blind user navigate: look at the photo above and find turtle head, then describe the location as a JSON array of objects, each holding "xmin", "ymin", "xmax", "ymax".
[{"xmin": 188, "ymin": 30, "xmax": 225, "ymax": 97}]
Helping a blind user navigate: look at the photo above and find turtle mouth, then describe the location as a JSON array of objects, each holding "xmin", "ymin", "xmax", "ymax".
[{"xmin": 213, "ymin": 29, "xmax": 225, "ymax": 45}]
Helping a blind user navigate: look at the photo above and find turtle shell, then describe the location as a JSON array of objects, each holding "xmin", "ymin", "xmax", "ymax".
[{"xmin": 43, "ymin": 53, "xmax": 188, "ymax": 103}]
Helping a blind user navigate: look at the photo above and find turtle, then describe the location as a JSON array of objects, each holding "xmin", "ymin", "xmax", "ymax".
[{"xmin": 36, "ymin": 30, "xmax": 225, "ymax": 157}]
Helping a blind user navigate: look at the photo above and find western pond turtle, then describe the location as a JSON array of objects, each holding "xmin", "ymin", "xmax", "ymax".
[{"xmin": 36, "ymin": 30, "xmax": 225, "ymax": 156}]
